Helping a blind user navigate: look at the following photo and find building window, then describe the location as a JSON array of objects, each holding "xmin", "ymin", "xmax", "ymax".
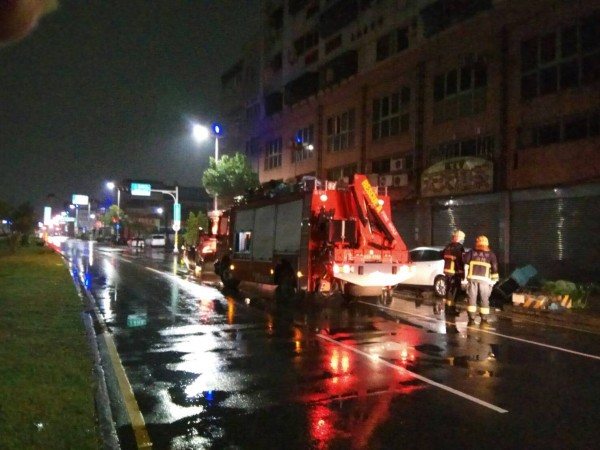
[
  {"xmin": 433, "ymin": 61, "xmax": 487, "ymax": 123},
  {"xmin": 245, "ymin": 102, "xmax": 260, "ymax": 121},
  {"xmin": 325, "ymin": 34, "xmax": 342, "ymax": 54},
  {"xmin": 372, "ymin": 87, "xmax": 410, "ymax": 140},
  {"xmin": 374, "ymin": 154, "xmax": 414, "ymax": 173},
  {"xmin": 326, "ymin": 109, "xmax": 355, "ymax": 152},
  {"xmin": 327, "ymin": 164, "xmax": 358, "ymax": 182},
  {"xmin": 293, "ymin": 125, "xmax": 315, "ymax": 163},
  {"xmin": 518, "ymin": 109, "xmax": 600, "ymax": 148},
  {"xmin": 264, "ymin": 137, "xmax": 282, "ymax": 170},
  {"xmin": 245, "ymin": 137, "xmax": 260, "ymax": 158},
  {"xmin": 371, "ymin": 159, "xmax": 391, "ymax": 173},
  {"xmin": 427, "ymin": 135, "xmax": 495, "ymax": 165},
  {"xmin": 293, "ymin": 29, "xmax": 319, "ymax": 57},
  {"xmin": 270, "ymin": 52, "xmax": 283, "ymax": 72},
  {"xmin": 376, "ymin": 27, "xmax": 409, "ymax": 62},
  {"xmin": 520, "ymin": 12, "xmax": 600, "ymax": 100}
]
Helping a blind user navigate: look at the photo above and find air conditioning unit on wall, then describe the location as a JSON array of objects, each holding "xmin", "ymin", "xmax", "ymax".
[
  {"xmin": 390, "ymin": 157, "xmax": 405, "ymax": 171},
  {"xmin": 393, "ymin": 173, "xmax": 409, "ymax": 187},
  {"xmin": 378, "ymin": 175, "xmax": 393, "ymax": 187}
]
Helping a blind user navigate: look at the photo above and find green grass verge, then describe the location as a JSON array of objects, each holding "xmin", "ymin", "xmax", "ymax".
[{"xmin": 0, "ymin": 246, "xmax": 101, "ymax": 450}]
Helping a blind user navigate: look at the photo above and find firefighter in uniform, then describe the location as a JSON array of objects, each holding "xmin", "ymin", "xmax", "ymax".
[
  {"xmin": 434, "ymin": 230, "xmax": 466, "ymax": 316},
  {"xmin": 464, "ymin": 235, "xmax": 499, "ymax": 326}
]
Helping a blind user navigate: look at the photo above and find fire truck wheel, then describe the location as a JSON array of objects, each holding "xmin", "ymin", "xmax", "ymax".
[
  {"xmin": 221, "ymin": 268, "xmax": 240, "ymax": 290},
  {"xmin": 193, "ymin": 263, "xmax": 202, "ymax": 278},
  {"xmin": 342, "ymin": 283, "xmax": 357, "ymax": 302},
  {"xmin": 380, "ymin": 288, "xmax": 393, "ymax": 306},
  {"xmin": 275, "ymin": 283, "xmax": 296, "ymax": 301}
]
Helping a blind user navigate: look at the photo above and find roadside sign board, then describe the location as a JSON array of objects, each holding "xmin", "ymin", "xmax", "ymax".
[
  {"xmin": 72, "ymin": 194, "xmax": 89, "ymax": 205},
  {"xmin": 131, "ymin": 183, "xmax": 151, "ymax": 196},
  {"xmin": 173, "ymin": 203, "xmax": 181, "ymax": 231},
  {"xmin": 43, "ymin": 207, "xmax": 52, "ymax": 225}
]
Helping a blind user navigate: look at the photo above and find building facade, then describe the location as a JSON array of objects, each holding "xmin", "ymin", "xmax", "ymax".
[{"xmin": 219, "ymin": 0, "xmax": 600, "ymax": 282}]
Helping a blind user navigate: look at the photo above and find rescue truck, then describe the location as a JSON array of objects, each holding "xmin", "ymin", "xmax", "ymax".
[{"xmin": 212, "ymin": 174, "xmax": 414, "ymax": 299}]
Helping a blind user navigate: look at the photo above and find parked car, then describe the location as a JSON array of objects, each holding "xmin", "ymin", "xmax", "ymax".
[
  {"xmin": 145, "ymin": 234, "xmax": 166, "ymax": 248},
  {"xmin": 398, "ymin": 246, "xmax": 448, "ymax": 297}
]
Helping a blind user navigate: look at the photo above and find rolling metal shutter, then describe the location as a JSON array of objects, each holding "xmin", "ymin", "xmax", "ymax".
[
  {"xmin": 432, "ymin": 194, "xmax": 500, "ymax": 251},
  {"xmin": 511, "ymin": 185, "xmax": 600, "ymax": 283},
  {"xmin": 392, "ymin": 201, "xmax": 417, "ymax": 249}
]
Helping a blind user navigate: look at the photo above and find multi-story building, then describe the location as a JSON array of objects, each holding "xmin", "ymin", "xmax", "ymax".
[{"xmin": 219, "ymin": 0, "xmax": 600, "ymax": 282}]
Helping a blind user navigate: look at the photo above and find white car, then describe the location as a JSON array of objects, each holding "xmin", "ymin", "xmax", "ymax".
[
  {"xmin": 145, "ymin": 234, "xmax": 166, "ymax": 248},
  {"xmin": 398, "ymin": 246, "xmax": 448, "ymax": 297}
]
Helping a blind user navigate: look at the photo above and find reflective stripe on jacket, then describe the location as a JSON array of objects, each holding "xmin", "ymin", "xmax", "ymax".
[
  {"xmin": 464, "ymin": 249, "xmax": 499, "ymax": 282},
  {"xmin": 442, "ymin": 242, "xmax": 465, "ymax": 276}
]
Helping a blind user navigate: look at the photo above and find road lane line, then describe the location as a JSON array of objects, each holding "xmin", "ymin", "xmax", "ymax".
[
  {"xmin": 502, "ymin": 314, "xmax": 600, "ymax": 336},
  {"xmin": 363, "ymin": 301, "xmax": 600, "ymax": 361},
  {"xmin": 103, "ymin": 333, "xmax": 153, "ymax": 449},
  {"xmin": 471, "ymin": 328, "xmax": 600, "ymax": 360},
  {"xmin": 317, "ymin": 334, "xmax": 509, "ymax": 414}
]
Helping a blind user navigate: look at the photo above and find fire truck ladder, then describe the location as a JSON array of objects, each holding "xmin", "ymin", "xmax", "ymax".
[{"xmin": 350, "ymin": 174, "xmax": 402, "ymax": 249}]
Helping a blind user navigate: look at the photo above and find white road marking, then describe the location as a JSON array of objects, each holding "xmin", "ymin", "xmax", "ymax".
[
  {"xmin": 317, "ymin": 333, "xmax": 509, "ymax": 414},
  {"xmin": 363, "ymin": 301, "xmax": 600, "ymax": 361}
]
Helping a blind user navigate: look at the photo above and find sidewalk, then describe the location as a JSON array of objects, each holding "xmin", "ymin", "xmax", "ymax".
[
  {"xmin": 393, "ymin": 288, "xmax": 600, "ymax": 333},
  {"xmin": 497, "ymin": 302, "xmax": 600, "ymax": 332}
]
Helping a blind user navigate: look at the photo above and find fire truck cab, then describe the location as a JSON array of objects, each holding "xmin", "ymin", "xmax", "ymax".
[{"xmin": 213, "ymin": 174, "xmax": 414, "ymax": 299}]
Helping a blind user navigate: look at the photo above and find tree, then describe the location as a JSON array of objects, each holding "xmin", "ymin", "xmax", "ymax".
[
  {"xmin": 0, "ymin": 198, "xmax": 11, "ymax": 223},
  {"xmin": 8, "ymin": 201, "xmax": 36, "ymax": 249},
  {"xmin": 99, "ymin": 205, "xmax": 127, "ymax": 227},
  {"xmin": 202, "ymin": 153, "xmax": 260, "ymax": 207},
  {"xmin": 183, "ymin": 211, "xmax": 209, "ymax": 246}
]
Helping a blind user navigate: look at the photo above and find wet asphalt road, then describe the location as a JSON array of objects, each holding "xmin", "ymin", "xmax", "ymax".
[{"xmin": 61, "ymin": 240, "xmax": 600, "ymax": 450}]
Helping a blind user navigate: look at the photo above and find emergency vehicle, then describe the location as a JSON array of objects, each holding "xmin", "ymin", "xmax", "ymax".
[{"xmin": 212, "ymin": 174, "xmax": 414, "ymax": 299}]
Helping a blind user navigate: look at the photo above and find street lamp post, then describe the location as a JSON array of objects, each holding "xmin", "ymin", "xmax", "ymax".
[
  {"xmin": 106, "ymin": 181, "xmax": 121, "ymax": 240},
  {"xmin": 213, "ymin": 130, "xmax": 219, "ymax": 212},
  {"xmin": 156, "ymin": 207, "xmax": 164, "ymax": 231},
  {"xmin": 151, "ymin": 186, "xmax": 180, "ymax": 253},
  {"xmin": 192, "ymin": 123, "xmax": 223, "ymax": 234}
]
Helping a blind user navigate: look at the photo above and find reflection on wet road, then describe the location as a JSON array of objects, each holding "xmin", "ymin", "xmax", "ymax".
[{"xmin": 61, "ymin": 240, "xmax": 600, "ymax": 450}]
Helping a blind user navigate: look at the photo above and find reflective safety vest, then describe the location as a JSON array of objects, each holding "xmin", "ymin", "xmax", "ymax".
[
  {"xmin": 464, "ymin": 249, "xmax": 499, "ymax": 282},
  {"xmin": 443, "ymin": 242, "xmax": 465, "ymax": 276}
]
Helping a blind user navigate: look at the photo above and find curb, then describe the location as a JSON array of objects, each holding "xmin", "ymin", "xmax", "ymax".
[
  {"xmin": 499, "ymin": 304, "xmax": 600, "ymax": 332},
  {"xmin": 50, "ymin": 244, "xmax": 121, "ymax": 450},
  {"xmin": 392, "ymin": 287, "xmax": 600, "ymax": 332}
]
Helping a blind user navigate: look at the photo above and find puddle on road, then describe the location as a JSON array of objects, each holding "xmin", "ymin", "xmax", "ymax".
[
  {"xmin": 169, "ymin": 384, "xmax": 231, "ymax": 407},
  {"xmin": 414, "ymin": 343, "xmax": 444, "ymax": 356}
]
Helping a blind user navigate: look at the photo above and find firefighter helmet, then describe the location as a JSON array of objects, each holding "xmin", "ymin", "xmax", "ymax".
[
  {"xmin": 452, "ymin": 230, "xmax": 465, "ymax": 243},
  {"xmin": 475, "ymin": 235, "xmax": 489, "ymax": 250}
]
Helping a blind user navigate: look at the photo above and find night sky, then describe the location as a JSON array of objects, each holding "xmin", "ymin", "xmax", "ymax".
[{"xmin": 0, "ymin": 0, "xmax": 261, "ymax": 213}]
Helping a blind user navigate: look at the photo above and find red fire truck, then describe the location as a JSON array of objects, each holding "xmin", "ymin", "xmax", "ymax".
[{"xmin": 212, "ymin": 174, "xmax": 414, "ymax": 299}]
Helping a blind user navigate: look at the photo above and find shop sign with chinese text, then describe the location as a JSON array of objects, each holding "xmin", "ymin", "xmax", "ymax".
[{"xmin": 421, "ymin": 157, "xmax": 493, "ymax": 197}]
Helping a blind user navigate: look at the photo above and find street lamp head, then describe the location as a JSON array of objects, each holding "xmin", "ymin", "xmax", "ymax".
[
  {"xmin": 106, "ymin": 181, "xmax": 115, "ymax": 190},
  {"xmin": 192, "ymin": 124, "xmax": 210, "ymax": 143},
  {"xmin": 212, "ymin": 123, "xmax": 223, "ymax": 136}
]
